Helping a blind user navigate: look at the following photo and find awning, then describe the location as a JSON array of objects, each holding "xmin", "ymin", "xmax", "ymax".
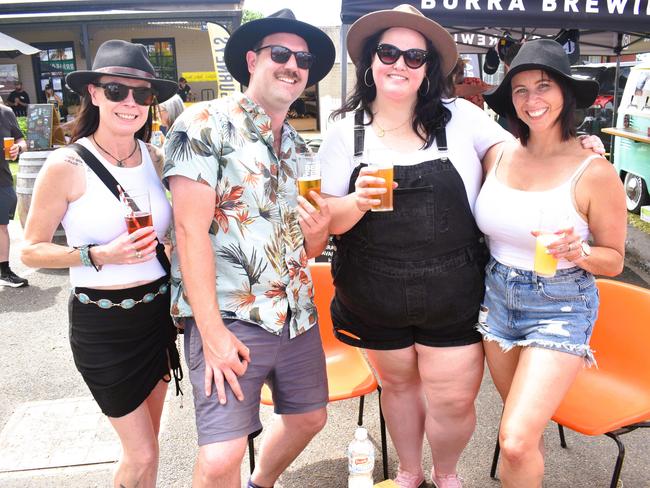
[{"xmin": 0, "ymin": 31, "xmax": 40, "ymax": 58}]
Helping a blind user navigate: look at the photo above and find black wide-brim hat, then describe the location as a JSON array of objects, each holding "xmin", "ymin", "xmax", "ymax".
[
  {"xmin": 224, "ymin": 8, "xmax": 335, "ymax": 87},
  {"xmin": 484, "ymin": 38, "xmax": 599, "ymax": 117},
  {"xmin": 66, "ymin": 40, "xmax": 178, "ymax": 102}
]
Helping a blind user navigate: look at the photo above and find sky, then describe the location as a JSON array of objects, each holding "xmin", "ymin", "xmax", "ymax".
[{"xmin": 242, "ymin": 0, "xmax": 342, "ymax": 26}]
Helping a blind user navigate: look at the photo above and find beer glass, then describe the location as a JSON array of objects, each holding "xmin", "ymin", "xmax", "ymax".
[
  {"xmin": 4, "ymin": 137, "xmax": 15, "ymax": 160},
  {"xmin": 364, "ymin": 148, "xmax": 394, "ymax": 212},
  {"xmin": 533, "ymin": 210, "xmax": 569, "ymax": 277},
  {"xmin": 296, "ymin": 154, "xmax": 321, "ymax": 209},
  {"xmin": 121, "ymin": 189, "xmax": 153, "ymax": 235}
]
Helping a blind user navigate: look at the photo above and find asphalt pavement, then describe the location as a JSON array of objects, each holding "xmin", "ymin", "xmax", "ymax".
[{"xmin": 1, "ymin": 220, "xmax": 648, "ymax": 488}]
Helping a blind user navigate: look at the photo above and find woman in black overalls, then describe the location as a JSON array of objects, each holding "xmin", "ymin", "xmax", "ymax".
[{"xmin": 320, "ymin": 6, "xmax": 500, "ymax": 488}]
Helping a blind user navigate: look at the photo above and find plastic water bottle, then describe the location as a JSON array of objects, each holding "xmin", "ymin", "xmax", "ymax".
[
  {"xmin": 151, "ymin": 119, "xmax": 164, "ymax": 148},
  {"xmin": 347, "ymin": 427, "xmax": 374, "ymax": 488}
]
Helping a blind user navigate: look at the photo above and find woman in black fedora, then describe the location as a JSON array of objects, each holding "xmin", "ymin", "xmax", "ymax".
[
  {"xmin": 21, "ymin": 39, "xmax": 182, "ymax": 488},
  {"xmin": 475, "ymin": 38, "xmax": 626, "ymax": 487}
]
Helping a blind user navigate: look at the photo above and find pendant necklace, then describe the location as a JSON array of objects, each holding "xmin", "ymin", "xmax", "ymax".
[
  {"xmin": 92, "ymin": 134, "xmax": 139, "ymax": 167},
  {"xmin": 374, "ymin": 118, "xmax": 410, "ymax": 137}
]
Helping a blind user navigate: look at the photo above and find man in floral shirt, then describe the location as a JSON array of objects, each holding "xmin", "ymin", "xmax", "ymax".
[{"xmin": 163, "ymin": 9, "xmax": 335, "ymax": 488}]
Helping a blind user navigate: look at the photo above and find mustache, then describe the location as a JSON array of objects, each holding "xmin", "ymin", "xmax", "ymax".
[{"xmin": 275, "ymin": 69, "xmax": 300, "ymax": 82}]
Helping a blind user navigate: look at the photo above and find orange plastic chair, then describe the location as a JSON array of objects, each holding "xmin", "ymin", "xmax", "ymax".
[
  {"xmin": 490, "ymin": 279, "xmax": 650, "ymax": 488},
  {"xmin": 248, "ymin": 262, "xmax": 388, "ymax": 479}
]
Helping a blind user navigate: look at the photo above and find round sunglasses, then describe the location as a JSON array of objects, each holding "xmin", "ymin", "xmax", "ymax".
[
  {"xmin": 375, "ymin": 44, "xmax": 429, "ymax": 69},
  {"xmin": 253, "ymin": 45, "xmax": 315, "ymax": 70},
  {"xmin": 92, "ymin": 82, "xmax": 158, "ymax": 106}
]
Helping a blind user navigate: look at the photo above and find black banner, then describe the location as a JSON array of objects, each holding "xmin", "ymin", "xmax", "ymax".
[{"xmin": 341, "ymin": 0, "xmax": 650, "ymax": 32}]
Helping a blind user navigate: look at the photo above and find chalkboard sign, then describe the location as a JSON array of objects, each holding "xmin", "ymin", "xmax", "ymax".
[{"xmin": 26, "ymin": 104, "xmax": 54, "ymax": 150}]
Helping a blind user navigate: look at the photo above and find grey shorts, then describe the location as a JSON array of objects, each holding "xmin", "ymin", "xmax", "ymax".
[
  {"xmin": 184, "ymin": 316, "xmax": 328, "ymax": 445},
  {"xmin": 0, "ymin": 185, "xmax": 17, "ymax": 225}
]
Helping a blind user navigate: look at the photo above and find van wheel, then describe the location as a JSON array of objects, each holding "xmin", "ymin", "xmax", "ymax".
[{"xmin": 624, "ymin": 172, "xmax": 650, "ymax": 213}]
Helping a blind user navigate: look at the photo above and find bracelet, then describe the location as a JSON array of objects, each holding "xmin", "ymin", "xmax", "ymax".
[{"xmin": 74, "ymin": 244, "xmax": 101, "ymax": 272}]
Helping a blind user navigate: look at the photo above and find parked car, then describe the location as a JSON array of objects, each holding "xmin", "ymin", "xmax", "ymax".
[
  {"xmin": 572, "ymin": 62, "xmax": 637, "ymax": 152},
  {"xmin": 605, "ymin": 62, "xmax": 650, "ymax": 213}
]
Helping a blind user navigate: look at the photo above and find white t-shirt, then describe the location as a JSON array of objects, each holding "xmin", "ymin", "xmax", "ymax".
[{"xmin": 319, "ymin": 98, "xmax": 512, "ymax": 214}]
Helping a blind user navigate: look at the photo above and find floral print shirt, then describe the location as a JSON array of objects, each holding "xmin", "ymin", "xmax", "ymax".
[{"xmin": 162, "ymin": 92, "xmax": 316, "ymax": 338}]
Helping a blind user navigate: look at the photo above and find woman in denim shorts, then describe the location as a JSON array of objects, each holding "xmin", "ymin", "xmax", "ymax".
[{"xmin": 475, "ymin": 39, "xmax": 627, "ymax": 487}]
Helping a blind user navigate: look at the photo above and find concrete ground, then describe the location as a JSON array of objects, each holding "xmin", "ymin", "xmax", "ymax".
[{"xmin": 1, "ymin": 220, "xmax": 648, "ymax": 488}]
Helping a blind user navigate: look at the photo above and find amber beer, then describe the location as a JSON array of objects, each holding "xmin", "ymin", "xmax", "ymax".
[
  {"xmin": 369, "ymin": 165, "xmax": 394, "ymax": 212},
  {"xmin": 4, "ymin": 137, "xmax": 14, "ymax": 160},
  {"xmin": 298, "ymin": 176, "xmax": 321, "ymax": 209},
  {"xmin": 125, "ymin": 211, "xmax": 153, "ymax": 234},
  {"xmin": 296, "ymin": 154, "xmax": 321, "ymax": 209}
]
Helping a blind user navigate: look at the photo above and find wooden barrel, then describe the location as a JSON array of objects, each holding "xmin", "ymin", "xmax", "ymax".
[{"xmin": 15, "ymin": 150, "xmax": 67, "ymax": 245}]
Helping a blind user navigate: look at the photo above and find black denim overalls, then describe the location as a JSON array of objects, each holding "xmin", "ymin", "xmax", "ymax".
[{"xmin": 331, "ymin": 110, "xmax": 488, "ymax": 349}]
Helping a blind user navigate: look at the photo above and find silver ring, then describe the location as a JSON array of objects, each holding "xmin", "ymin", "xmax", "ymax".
[
  {"xmin": 135, "ymin": 250, "xmax": 142, "ymax": 259},
  {"xmin": 569, "ymin": 243, "xmax": 574, "ymax": 251}
]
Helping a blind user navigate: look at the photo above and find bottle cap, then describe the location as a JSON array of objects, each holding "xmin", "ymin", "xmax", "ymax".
[{"xmin": 354, "ymin": 427, "xmax": 368, "ymax": 441}]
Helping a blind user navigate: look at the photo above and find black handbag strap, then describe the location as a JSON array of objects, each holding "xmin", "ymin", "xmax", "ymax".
[{"xmin": 68, "ymin": 142, "xmax": 171, "ymax": 275}]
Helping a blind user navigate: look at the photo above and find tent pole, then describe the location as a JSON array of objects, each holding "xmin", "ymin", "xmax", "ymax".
[
  {"xmin": 609, "ymin": 33, "xmax": 623, "ymax": 161},
  {"xmin": 340, "ymin": 23, "xmax": 349, "ymax": 119}
]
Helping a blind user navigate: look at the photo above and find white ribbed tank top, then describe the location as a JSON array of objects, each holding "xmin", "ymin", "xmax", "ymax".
[
  {"xmin": 61, "ymin": 137, "xmax": 172, "ymax": 287},
  {"xmin": 475, "ymin": 153, "xmax": 599, "ymax": 271}
]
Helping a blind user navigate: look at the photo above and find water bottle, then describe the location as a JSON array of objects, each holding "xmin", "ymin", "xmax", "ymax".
[
  {"xmin": 347, "ymin": 427, "xmax": 374, "ymax": 488},
  {"xmin": 151, "ymin": 119, "xmax": 164, "ymax": 148}
]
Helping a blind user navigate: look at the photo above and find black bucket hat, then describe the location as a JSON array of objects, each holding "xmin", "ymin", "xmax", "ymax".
[
  {"xmin": 224, "ymin": 9, "xmax": 335, "ymax": 88},
  {"xmin": 66, "ymin": 40, "xmax": 178, "ymax": 102},
  {"xmin": 484, "ymin": 39, "xmax": 599, "ymax": 117}
]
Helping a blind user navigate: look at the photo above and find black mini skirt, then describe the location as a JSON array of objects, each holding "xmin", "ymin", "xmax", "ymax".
[{"xmin": 68, "ymin": 276, "xmax": 182, "ymax": 418}]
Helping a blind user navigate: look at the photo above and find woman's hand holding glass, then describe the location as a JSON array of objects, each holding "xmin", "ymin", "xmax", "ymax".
[{"xmin": 91, "ymin": 227, "xmax": 158, "ymax": 266}]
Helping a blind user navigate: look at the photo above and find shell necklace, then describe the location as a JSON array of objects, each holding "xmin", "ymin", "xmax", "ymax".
[{"xmin": 92, "ymin": 134, "xmax": 139, "ymax": 167}]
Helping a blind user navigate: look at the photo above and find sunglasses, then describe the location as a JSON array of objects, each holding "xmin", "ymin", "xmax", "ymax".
[
  {"xmin": 375, "ymin": 44, "xmax": 429, "ymax": 69},
  {"xmin": 92, "ymin": 82, "xmax": 158, "ymax": 106},
  {"xmin": 253, "ymin": 45, "xmax": 315, "ymax": 70}
]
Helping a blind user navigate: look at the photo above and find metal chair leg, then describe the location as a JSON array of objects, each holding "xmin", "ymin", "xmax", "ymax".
[
  {"xmin": 490, "ymin": 438, "xmax": 500, "ymax": 479},
  {"xmin": 558, "ymin": 423, "xmax": 568, "ymax": 448},
  {"xmin": 378, "ymin": 386, "xmax": 388, "ymax": 480},
  {"xmin": 358, "ymin": 395, "xmax": 365, "ymax": 426},
  {"xmin": 605, "ymin": 432, "xmax": 626, "ymax": 488}
]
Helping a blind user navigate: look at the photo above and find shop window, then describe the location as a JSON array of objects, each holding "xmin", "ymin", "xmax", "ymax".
[
  {"xmin": 32, "ymin": 42, "xmax": 77, "ymax": 111},
  {"xmin": 133, "ymin": 38, "xmax": 178, "ymax": 82}
]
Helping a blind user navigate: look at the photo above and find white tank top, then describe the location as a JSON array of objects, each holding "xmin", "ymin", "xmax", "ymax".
[
  {"xmin": 475, "ymin": 153, "xmax": 598, "ymax": 271},
  {"xmin": 61, "ymin": 137, "xmax": 172, "ymax": 287}
]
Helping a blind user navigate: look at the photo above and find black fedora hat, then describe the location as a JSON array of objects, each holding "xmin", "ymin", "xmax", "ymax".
[
  {"xmin": 484, "ymin": 39, "xmax": 599, "ymax": 117},
  {"xmin": 224, "ymin": 9, "xmax": 335, "ymax": 87},
  {"xmin": 66, "ymin": 40, "xmax": 178, "ymax": 102}
]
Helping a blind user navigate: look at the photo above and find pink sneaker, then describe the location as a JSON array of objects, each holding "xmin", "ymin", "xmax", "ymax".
[
  {"xmin": 394, "ymin": 467, "xmax": 425, "ymax": 488},
  {"xmin": 431, "ymin": 468, "xmax": 463, "ymax": 488}
]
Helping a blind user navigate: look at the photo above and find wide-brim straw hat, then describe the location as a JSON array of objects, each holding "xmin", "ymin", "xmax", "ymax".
[
  {"xmin": 224, "ymin": 8, "xmax": 335, "ymax": 88},
  {"xmin": 346, "ymin": 4, "xmax": 458, "ymax": 75},
  {"xmin": 66, "ymin": 40, "xmax": 178, "ymax": 102},
  {"xmin": 484, "ymin": 39, "xmax": 599, "ymax": 117}
]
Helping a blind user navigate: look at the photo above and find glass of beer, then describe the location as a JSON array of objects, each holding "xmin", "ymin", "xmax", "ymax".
[
  {"xmin": 533, "ymin": 210, "xmax": 569, "ymax": 277},
  {"xmin": 4, "ymin": 137, "xmax": 15, "ymax": 160},
  {"xmin": 296, "ymin": 154, "xmax": 321, "ymax": 209},
  {"xmin": 364, "ymin": 148, "xmax": 394, "ymax": 212},
  {"xmin": 121, "ymin": 189, "xmax": 153, "ymax": 235}
]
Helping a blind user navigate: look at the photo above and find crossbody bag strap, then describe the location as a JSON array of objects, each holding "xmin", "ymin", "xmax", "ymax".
[{"xmin": 68, "ymin": 142, "xmax": 171, "ymax": 275}]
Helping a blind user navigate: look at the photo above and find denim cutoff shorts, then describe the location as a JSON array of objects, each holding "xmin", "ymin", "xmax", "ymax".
[{"xmin": 477, "ymin": 257, "xmax": 599, "ymax": 366}]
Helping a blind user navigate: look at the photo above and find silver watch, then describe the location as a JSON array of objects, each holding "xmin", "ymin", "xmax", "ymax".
[{"xmin": 579, "ymin": 240, "xmax": 592, "ymax": 258}]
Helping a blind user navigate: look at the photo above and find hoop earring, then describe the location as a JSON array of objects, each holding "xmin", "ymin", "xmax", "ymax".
[
  {"xmin": 419, "ymin": 77, "xmax": 430, "ymax": 96},
  {"xmin": 364, "ymin": 68, "xmax": 375, "ymax": 87}
]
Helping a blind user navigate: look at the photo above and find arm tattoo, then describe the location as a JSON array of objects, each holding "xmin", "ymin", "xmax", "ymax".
[
  {"xmin": 62, "ymin": 154, "xmax": 85, "ymax": 166},
  {"xmin": 146, "ymin": 143, "xmax": 165, "ymax": 175}
]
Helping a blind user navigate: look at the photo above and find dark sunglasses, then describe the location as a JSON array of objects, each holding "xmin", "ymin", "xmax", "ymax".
[
  {"xmin": 92, "ymin": 82, "xmax": 158, "ymax": 106},
  {"xmin": 375, "ymin": 44, "xmax": 429, "ymax": 69},
  {"xmin": 253, "ymin": 45, "xmax": 315, "ymax": 70}
]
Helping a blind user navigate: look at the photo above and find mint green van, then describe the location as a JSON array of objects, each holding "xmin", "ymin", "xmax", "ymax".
[{"xmin": 606, "ymin": 62, "xmax": 650, "ymax": 213}]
